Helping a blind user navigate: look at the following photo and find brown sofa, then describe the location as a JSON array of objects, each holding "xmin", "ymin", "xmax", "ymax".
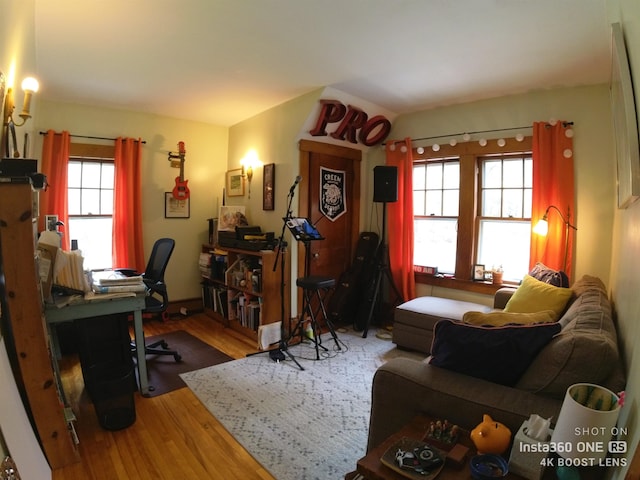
[{"xmin": 367, "ymin": 275, "xmax": 626, "ymax": 451}]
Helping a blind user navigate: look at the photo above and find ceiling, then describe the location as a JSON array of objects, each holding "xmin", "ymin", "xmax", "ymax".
[{"xmin": 34, "ymin": 0, "xmax": 612, "ymax": 127}]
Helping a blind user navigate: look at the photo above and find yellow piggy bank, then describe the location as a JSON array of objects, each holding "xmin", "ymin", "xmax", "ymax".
[{"xmin": 470, "ymin": 414, "xmax": 512, "ymax": 455}]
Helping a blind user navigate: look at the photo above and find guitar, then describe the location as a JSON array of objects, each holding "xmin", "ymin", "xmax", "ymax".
[{"xmin": 171, "ymin": 141, "xmax": 190, "ymax": 200}]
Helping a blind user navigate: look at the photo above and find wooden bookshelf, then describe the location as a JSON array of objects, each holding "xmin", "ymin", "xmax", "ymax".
[
  {"xmin": 0, "ymin": 182, "xmax": 79, "ymax": 468},
  {"xmin": 200, "ymin": 245, "xmax": 290, "ymax": 341}
]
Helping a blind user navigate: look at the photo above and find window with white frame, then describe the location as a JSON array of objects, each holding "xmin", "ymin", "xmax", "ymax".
[
  {"xmin": 412, "ymin": 138, "xmax": 533, "ymax": 284},
  {"xmin": 67, "ymin": 157, "xmax": 115, "ymax": 270},
  {"xmin": 413, "ymin": 158, "xmax": 460, "ymax": 274},
  {"xmin": 476, "ymin": 154, "xmax": 532, "ymax": 280}
]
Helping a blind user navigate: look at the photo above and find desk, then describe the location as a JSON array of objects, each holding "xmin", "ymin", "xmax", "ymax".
[{"xmin": 45, "ymin": 294, "xmax": 150, "ymax": 397}]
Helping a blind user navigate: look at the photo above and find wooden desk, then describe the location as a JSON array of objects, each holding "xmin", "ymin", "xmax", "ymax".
[
  {"xmin": 356, "ymin": 416, "xmax": 525, "ymax": 480},
  {"xmin": 45, "ymin": 294, "xmax": 150, "ymax": 396}
]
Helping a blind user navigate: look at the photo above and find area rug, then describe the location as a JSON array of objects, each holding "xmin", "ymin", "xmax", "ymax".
[
  {"xmin": 137, "ymin": 330, "xmax": 233, "ymax": 397},
  {"xmin": 181, "ymin": 328, "xmax": 426, "ymax": 480}
]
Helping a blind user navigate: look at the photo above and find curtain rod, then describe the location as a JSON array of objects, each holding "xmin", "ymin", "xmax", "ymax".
[
  {"xmin": 39, "ymin": 131, "xmax": 146, "ymax": 144},
  {"xmin": 386, "ymin": 121, "xmax": 574, "ymax": 145}
]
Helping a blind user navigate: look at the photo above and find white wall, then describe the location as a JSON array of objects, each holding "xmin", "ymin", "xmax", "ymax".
[
  {"xmin": 34, "ymin": 100, "xmax": 229, "ymax": 302},
  {"xmin": 607, "ymin": 0, "xmax": 640, "ymax": 476}
]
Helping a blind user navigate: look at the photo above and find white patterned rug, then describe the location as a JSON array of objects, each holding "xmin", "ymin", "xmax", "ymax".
[{"xmin": 180, "ymin": 328, "xmax": 426, "ymax": 480}]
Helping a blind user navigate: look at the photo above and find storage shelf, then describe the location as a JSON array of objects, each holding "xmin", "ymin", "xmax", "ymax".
[{"xmin": 200, "ymin": 244, "xmax": 289, "ymax": 342}]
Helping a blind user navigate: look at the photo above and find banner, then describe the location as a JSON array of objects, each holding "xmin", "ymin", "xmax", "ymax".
[{"xmin": 320, "ymin": 167, "xmax": 347, "ymax": 221}]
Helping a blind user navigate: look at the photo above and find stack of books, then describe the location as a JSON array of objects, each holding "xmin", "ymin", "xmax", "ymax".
[{"xmin": 90, "ymin": 270, "xmax": 147, "ymax": 294}]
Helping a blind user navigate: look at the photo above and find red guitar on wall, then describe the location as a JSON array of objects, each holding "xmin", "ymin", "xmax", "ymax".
[{"xmin": 170, "ymin": 141, "xmax": 190, "ymax": 200}]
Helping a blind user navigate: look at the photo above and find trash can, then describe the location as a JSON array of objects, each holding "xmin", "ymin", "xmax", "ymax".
[{"xmin": 86, "ymin": 363, "xmax": 136, "ymax": 431}]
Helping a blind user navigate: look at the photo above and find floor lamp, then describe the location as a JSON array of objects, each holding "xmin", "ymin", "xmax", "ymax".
[{"xmin": 532, "ymin": 205, "xmax": 578, "ymax": 273}]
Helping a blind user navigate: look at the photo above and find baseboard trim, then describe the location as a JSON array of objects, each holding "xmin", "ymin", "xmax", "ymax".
[{"xmin": 167, "ymin": 298, "xmax": 203, "ymax": 317}]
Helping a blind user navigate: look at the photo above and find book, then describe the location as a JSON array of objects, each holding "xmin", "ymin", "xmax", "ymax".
[
  {"xmin": 91, "ymin": 270, "xmax": 144, "ymax": 286},
  {"xmin": 92, "ymin": 283, "xmax": 147, "ymax": 294}
]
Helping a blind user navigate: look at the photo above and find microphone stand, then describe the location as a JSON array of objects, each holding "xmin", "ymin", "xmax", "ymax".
[{"xmin": 246, "ymin": 182, "xmax": 304, "ymax": 370}]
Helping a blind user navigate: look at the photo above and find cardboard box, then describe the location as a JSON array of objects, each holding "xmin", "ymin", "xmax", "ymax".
[{"xmin": 37, "ymin": 243, "xmax": 58, "ymax": 302}]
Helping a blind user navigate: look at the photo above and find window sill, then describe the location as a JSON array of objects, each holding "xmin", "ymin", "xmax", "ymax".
[{"xmin": 415, "ymin": 273, "xmax": 518, "ymax": 295}]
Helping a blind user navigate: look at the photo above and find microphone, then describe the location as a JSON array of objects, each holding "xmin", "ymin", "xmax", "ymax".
[{"xmin": 289, "ymin": 175, "xmax": 302, "ymax": 194}]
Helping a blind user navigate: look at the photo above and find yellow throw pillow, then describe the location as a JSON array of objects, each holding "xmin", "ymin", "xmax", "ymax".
[
  {"xmin": 503, "ymin": 274, "xmax": 573, "ymax": 319},
  {"xmin": 463, "ymin": 310, "xmax": 557, "ymax": 326}
]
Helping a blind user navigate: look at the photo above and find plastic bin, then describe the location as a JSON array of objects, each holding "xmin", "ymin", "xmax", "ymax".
[{"xmin": 86, "ymin": 363, "xmax": 136, "ymax": 431}]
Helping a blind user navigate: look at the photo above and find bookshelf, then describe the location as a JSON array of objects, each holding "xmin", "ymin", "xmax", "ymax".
[
  {"xmin": 0, "ymin": 182, "xmax": 79, "ymax": 468},
  {"xmin": 200, "ymin": 245, "xmax": 290, "ymax": 341}
]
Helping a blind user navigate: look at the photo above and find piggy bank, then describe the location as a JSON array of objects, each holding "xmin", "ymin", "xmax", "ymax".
[{"xmin": 470, "ymin": 415, "xmax": 512, "ymax": 455}]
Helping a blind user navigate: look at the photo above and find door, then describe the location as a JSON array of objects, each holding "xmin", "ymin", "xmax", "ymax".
[{"xmin": 297, "ymin": 140, "xmax": 361, "ymax": 286}]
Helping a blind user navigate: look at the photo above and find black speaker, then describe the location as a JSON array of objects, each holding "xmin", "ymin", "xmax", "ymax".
[{"xmin": 373, "ymin": 166, "xmax": 398, "ymax": 203}]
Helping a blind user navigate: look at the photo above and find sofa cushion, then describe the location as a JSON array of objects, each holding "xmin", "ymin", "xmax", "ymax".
[
  {"xmin": 462, "ymin": 310, "xmax": 556, "ymax": 327},
  {"xmin": 504, "ymin": 274, "xmax": 572, "ymax": 319},
  {"xmin": 516, "ymin": 275, "xmax": 621, "ymax": 398},
  {"xmin": 529, "ymin": 262, "xmax": 569, "ymax": 287},
  {"xmin": 429, "ymin": 319, "xmax": 561, "ymax": 386}
]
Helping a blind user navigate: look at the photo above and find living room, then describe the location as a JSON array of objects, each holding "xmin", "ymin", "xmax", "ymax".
[{"xmin": 1, "ymin": 1, "xmax": 640, "ymax": 479}]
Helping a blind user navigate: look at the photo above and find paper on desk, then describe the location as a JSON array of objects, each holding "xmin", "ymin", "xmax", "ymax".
[
  {"xmin": 257, "ymin": 322, "xmax": 282, "ymax": 350},
  {"xmin": 83, "ymin": 291, "xmax": 137, "ymax": 302}
]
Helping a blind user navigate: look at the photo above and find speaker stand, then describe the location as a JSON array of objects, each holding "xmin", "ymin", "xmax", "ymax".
[{"xmin": 361, "ymin": 201, "xmax": 402, "ymax": 338}]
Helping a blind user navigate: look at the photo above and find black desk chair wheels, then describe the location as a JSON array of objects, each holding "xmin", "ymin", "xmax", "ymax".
[{"xmin": 117, "ymin": 238, "xmax": 181, "ymax": 362}]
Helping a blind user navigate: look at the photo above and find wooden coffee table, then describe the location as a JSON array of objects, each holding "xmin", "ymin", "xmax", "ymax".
[{"xmin": 353, "ymin": 415, "xmax": 524, "ymax": 480}]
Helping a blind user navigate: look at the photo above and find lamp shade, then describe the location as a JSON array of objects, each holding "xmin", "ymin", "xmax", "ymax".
[{"xmin": 550, "ymin": 383, "xmax": 621, "ymax": 462}]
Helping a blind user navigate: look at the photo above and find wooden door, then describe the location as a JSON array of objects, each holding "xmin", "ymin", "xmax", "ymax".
[{"xmin": 297, "ymin": 140, "xmax": 361, "ymax": 285}]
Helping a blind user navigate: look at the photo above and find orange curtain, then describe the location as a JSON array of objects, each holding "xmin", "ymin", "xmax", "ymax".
[
  {"xmin": 530, "ymin": 121, "xmax": 575, "ymax": 276},
  {"xmin": 39, "ymin": 130, "xmax": 70, "ymax": 250},
  {"xmin": 385, "ymin": 138, "xmax": 416, "ymax": 301},
  {"xmin": 113, "ymin": 137, "xmax": 145, "ymax": 272}
]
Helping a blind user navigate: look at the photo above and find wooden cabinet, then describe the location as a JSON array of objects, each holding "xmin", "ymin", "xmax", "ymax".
[
  {"xmin": 200, "ymin": 245, "xmax": 289, "ymax": 341},
  {"xmin": 0, "ymin": 182, "xmax": 79, "ymax": 468}
]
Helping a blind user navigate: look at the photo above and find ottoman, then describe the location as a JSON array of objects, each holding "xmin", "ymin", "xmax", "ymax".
[{"xmin": 392, "ymin": 296, "xmax": 492, "ymax": 353}]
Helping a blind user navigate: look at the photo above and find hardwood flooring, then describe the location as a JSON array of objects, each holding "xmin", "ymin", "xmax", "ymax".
[{"xmin": 52, "ymin": 313, "xmax": 277, "ymax": 480}]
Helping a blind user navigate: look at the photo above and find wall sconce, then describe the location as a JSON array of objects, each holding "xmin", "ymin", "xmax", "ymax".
[
  {"xmin": 2, "ymin": 76, "xmax": 40, "ymax": 158},
  {"xmin": 241, "ymin": 163, "xmax": 254, "ymax": 198},
  {"xmin": 533, "ymin": 205, "xmax": 577, "ymax": 272},
  {"xmin": 3, "ymin": 76, "xmax": 39, "ymax": 127}
]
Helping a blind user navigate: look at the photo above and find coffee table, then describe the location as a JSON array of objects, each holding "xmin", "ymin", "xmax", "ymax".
[{"xmin": 353, "ymin": 415, "xmax": 524, "ymax": 480}]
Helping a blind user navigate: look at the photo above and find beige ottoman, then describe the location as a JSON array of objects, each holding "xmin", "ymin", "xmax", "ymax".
[{"xmin": 392, "ymin": 296, "xmax": 492, "ymax": 353}]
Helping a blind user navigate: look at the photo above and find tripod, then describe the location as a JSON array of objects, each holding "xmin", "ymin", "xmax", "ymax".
[
  {"xmin": 361, "ymin": 201, "xmax": 402, "ymax": 338},
  {"xmin": 246, "ymin": 187, "xmax": 304, "ymax": 370}
]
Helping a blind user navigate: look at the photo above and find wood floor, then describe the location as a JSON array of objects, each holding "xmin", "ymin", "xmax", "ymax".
[{"xmin": 52, "ymin": 313, "xmax": 277, "ymax": 480}]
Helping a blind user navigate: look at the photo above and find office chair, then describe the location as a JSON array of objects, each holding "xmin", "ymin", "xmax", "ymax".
[{"xmin": 117, "ymin": 238, "xmax": 181, "ymax": 362}]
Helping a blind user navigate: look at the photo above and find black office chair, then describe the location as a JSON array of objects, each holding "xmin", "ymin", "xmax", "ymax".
[{"xmin": 117, "ymin": 238, "xmax": 181, "ymax": 362}]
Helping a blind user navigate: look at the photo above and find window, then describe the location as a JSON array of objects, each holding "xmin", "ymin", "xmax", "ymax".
[
  {"xmin": 412, "ymin": 138, "xmax": 533, "ymax": 284},
  {"xmin": 67, "ymin": 157, "xmax": 115, "ymax": 270},
  {"xmin": 477, "ymin": 155, "xmax": 532, "ymax": 280},
  {"xmin": 413, "ymin": 159, "xmax": 460, "ymax": 273}
]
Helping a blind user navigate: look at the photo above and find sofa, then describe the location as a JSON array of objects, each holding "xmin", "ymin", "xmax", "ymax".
[{"xmin": 367, "ymin": 274, "xmax": 626, "ymax": 452}]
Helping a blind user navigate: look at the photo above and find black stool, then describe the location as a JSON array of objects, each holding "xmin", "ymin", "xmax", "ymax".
[{"xmin": 293, "ymin": 275, "xmax": 341, "ymax": 359}]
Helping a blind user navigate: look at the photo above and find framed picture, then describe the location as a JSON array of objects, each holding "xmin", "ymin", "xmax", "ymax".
[
  {"xmin": 263, "ymin": 163, "xmax": 275, "ymax": 210},
  {"xmin": 226, "ymin": 168, "xmax": 245, "ymax": 197},
  {"xmin": 610, "ymin": 23, "xmax": 640, "ymax": 209},
  {"xmin": 473, "ymin": 264, "xmax": 485, "ymax": 281},
  {"xmin": 164, "ymin": 192, "xmax": 190, "ymax": 218},
  {"xmin": 218, "ymin": 205, "xmax": 248, "ymax": 231}
]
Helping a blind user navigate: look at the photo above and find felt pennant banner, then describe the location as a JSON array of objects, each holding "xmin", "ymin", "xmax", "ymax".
[{"xmin": 320, "ymin": 166, "xmax": 347, "ymax": 221}]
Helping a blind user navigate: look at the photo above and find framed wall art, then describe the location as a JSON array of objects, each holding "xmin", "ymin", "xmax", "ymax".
[
  {"xmin": 164, "ymin": 192, "xmax": 190, "ymax": 218},
  {"xmin": 473, "ymin": 264, "xmax": 485, "ymax": 281},
  {"xmin": 610, "ymin": 22, "xmax": 640, "ymax": 209},
  {"xmin": 218, "ymin": 205, "xmax": 248, "ymax": 231},
  {"xmin": 263, "ymin": 163, "xmax": 275, "ymax": 210},
  {"xmin": 226, "ymin": 168, "xmax": 245, "ymax": 197}
]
